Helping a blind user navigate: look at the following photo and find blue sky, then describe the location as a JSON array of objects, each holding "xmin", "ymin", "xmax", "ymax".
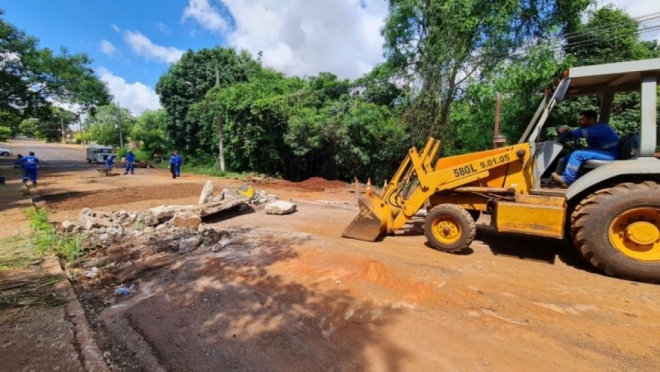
[
  {"xmin": 0, "ymin": 0, "xmax": 391, "ymax": 115},
  {"xmin": 0, "ymin": 0, "xmax": 228, "ymax": 88},
  {"xmin": 2, "ymin": 0, "xmax": 651, "ymax": 115}
]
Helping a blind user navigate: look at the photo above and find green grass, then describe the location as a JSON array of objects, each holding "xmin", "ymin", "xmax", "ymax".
[
  {"xmin": 156, "ymin": 161, "xmax": 247, "ymax": 178},
  {"xmin": 24, "ymin": 208, "xmax": 84, "ymax": 263},
  {"xmin": 0, "ymin": 234, "xmax": 36, "ymax": 272}
]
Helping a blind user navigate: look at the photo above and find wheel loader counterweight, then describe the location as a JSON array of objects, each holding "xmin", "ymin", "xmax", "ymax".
[{"xmin": 342, "ymin": 57, "xmax": 660, "ymax": 283}]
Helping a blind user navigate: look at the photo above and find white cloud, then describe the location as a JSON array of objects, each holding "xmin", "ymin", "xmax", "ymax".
[
  {"xmin": 122, "ymin": 30, "xmax": 185, "ymax": 64},
  {"xmin": 96, "ymin": 67, "xmax": 161, "ymax": 115},
  {"xmin": 111, "ymin": 24, "xmax": 120, "ymax": 32},
  {"xmin": 157, "ymin": 22, "xmax": 171, "ymax": 34},
  {"xmin": 181, "ymin": 0, "xmax": 388, "ymax": 80},
  {"xmin": 100, "ymin": 40, "xmax": 117, "ymax": 56},
  {"xmin": 182, "ymin": 0, "xmax": 230, "ymax": 34}
]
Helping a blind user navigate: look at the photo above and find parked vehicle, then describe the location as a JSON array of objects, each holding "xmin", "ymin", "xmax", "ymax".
[
  {"xmin": 0, "ymin": 147, "xmax": 14, "ymax": 156},
  {"xmin": 86, "ymin": 146, "xmax": 114, "ymax": 164}
]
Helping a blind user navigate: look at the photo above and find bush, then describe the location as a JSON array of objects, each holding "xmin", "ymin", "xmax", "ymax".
[{"xmin": 0, "ymin": 126, "xmax": 11, "ymax": 142}]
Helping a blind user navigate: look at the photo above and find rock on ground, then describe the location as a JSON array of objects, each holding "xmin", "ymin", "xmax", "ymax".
[
  {"xmin": 172, "ymin": 212, "xmax": 202, "ymax": 228},
  {"xmin": 265, "ymin": 201, "xmax": 297, "ymax": 215},
  {"xmin": 199, "ymin": 180, "xmax": 214, "ymax": 204}
]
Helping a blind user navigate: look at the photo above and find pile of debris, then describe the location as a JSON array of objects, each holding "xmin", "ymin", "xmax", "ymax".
[{"xmin": 60, "ymin": 181, "xmax": 298, "ymax": 243}]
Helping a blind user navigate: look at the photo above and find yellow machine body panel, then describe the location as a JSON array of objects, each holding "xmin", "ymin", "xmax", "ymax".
[
  {"xmin": 341, "ymin": 137, "xmax": 569, "ymax": 242},
  {"xmin": 492, "ymin": 201, "xmax": 566, "ymax": 238}
]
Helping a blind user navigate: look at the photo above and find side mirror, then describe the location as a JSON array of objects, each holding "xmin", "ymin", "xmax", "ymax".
[{"xmin": 554, "ymin": 78, "xmax": 571, "ymax": 102}]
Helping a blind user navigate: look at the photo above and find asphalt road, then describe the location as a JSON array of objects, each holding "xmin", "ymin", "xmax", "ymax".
[{"xmin": 1, "ymin": 140, "xmax": 90, "ymax": 168}]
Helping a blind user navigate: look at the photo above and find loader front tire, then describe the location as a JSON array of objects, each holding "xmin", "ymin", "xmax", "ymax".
[
  {"xmin": 571, "ymin": 181, "xmax": 660, "ymax": 283},
  {"xmin": 425, "ymin": 204, "xmax": 476, "ymax": 253}
]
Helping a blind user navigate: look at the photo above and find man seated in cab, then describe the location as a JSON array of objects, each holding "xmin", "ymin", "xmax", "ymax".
[{"xmin": 551, "ymin": 109, "xmax": 620, "ymax": 188}]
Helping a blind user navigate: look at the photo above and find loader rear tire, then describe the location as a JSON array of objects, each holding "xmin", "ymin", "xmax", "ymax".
[
  {"xmin": 570, "ymin": 181, "xmax": 660, "ymax": 283},
  {"xmin": 424, "ymin": 204, "xmax": 476, "ymax": 253}
]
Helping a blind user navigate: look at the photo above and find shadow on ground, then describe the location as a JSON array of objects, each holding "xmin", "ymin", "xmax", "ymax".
[{"xmin": 74, "ymin": 227, "xmax": 410, "ymax": 371}]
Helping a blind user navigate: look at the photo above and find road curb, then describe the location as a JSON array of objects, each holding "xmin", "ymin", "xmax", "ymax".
[{"xmin": 24, "ymin": 182, "xmax": 109, "ymax": 372}]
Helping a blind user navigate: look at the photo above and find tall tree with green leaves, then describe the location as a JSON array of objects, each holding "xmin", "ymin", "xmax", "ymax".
[
  {"xmin": 155, "ymin": 47, "xmax": 262, "ymax": 155},
  {"xmin": 34, "ymin": 106, "xmax": 77, "ymax": 142},
  {"xmin": 83, "ymin": 104, "xmax": 134, "ymax": 146},
  {"xmin": 132, "ymin": 109, "xmax": 170, "ymax": 155},
  {"xmin": 381, "ymin": 0, "xmax": 591, "ymax": 145},
  {"xmin": 0, "ymin": 9, "xmax": 110, "ymax": 134},
  {"xmin": 554, "ymin": 6, "xmax": 660, "ymax": 137}
]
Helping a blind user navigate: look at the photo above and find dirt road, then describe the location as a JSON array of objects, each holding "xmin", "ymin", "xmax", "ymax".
[{"xmin": 20, "ymin": 144, "xmax": 660, "ymax": 371}]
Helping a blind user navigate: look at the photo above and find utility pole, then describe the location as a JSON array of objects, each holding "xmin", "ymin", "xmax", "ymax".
[
  {"xmin": 78, "ymin": 114, "xmax": 85, "ymax": 147},
  {"xmin": 61, "ymin": 116, "xmax": 65, "ymax": 144},
  {"xmin": 216, "ymin": 63, "xmax": 226, "ymax": 171},
  {"xmin": 116, "ymin": 101, "xmax": 124, "ymax": 148}
]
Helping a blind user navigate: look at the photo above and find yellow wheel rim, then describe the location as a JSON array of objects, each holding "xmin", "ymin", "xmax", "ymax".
[
  {"xmin": 432, "ymin": 216, "xmax": 462, "ymax": 245},
  {"xmin": 609, "ymin": 207, "xmax": 660, "ymax": 262}
]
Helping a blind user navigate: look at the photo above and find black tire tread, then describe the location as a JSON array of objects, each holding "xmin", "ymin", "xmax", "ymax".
[
  {"xmin": 424, "ymin": 204, "xmax": 476, "ymax": 253},
  {"xmin": 570, "ymin": 181, "xmax": 660, "ymax": 283}
]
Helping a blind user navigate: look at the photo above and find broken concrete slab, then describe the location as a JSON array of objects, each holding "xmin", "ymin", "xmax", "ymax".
[
  {"xmin": 146, "ymin": 205, "xmax": 198, "ymax": 225},
  {"xmin": 78, "ymin": 207, "xmax": 93, "ymax": 224},
  {"xmin": 62, "ymin": 220, "xmax": 78, "ymax": 232},
  {"xmin": 265, "ymin": 201, "xmax": 297, "ymax": 215},
  {"xmin": 179, "ymin": 236, "xmax": 202, "ymax": 253},
  {"xmin": 199, "ymin": 196, "xmax": 250, "ymax": 217},
  {"xmin": 222, "ymin": 188, "xmax": 240, "ymax": 200},
  {"xmin": 172, "ymin": 212, "xmax": 202, "ymax": 228},
  {"xmin": 199, "ymin": 180, "xmax": 214, "ymax": 204}
]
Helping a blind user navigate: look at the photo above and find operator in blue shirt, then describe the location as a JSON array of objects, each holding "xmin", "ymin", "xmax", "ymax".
[
  {"xmin": 20, "ymin": 151, "xmax": 39, "ymax": 185},
  {"xmin": 124, "ymin": 150, "xmax": 136, "ymax": 175},
  {"xmin": 552, "ymin": 109, "xmax": 620, "ymax": 187}
]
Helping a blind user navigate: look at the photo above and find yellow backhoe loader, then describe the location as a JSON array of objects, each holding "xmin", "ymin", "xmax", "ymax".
[{"xmin": 342, "ymin": 58, "xmax": 660, "ymax": 283}]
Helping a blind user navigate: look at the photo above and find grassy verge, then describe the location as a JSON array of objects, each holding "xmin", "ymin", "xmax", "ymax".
[
  {"xmin": 0, "ymin": 234, "xmax": 35, "ymax": 272},
  {"xmin": 25, "ymin": 208, "xmax": 83, "ymax": 263},
  {"xmin": 0, "ymin": 209, "xmax": 75, "ymax": 310},
  {"xmin": 156, "ymin": 161, "xmax": 247, "ymax": 178}
]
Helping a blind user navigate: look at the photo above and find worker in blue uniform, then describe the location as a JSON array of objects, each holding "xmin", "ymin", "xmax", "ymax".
[
  {"xmin": 124, "ymin": 150, "xmax": 136, "ymax": 175},
  {"xmin": 552, "ymin": 110, "xmax": 620, "ymax": 187},
  {"xmin": 20, "ymin": 151, "xmax": 39, "ymax": 185},
  {"xmin": 105, "ymin": 154, "xmax": 115, "ymax": 169},
  {"xmin": 169, "ymin": 150, "xmax": 181, "ymax": 179}
]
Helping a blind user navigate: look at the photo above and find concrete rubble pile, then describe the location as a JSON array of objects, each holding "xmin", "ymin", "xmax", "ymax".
[{"xmin": 60, "ymin": 181, "xmax": 298, "ymax": 245}]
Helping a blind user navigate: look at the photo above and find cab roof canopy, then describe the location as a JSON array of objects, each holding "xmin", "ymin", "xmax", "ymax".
[{"xmin": 565, "ymin": 57, "xmax": 660, "ymax": 96}]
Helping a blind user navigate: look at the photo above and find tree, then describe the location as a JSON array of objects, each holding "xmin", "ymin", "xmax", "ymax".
[
  {"xmin": 18, "ymin": 118, "xmax": 38, "ymax": 137},
  {"xmin": 155, "ymin": 47, "xmax": 262, "ymax": 156},
  {"xmin": 83, "ymin": 104, "xmax": 134, "ymax": 146},
  {"xmin": 189, "ymin": 68, "xmax": 305, "ymax": 174},
  {"xmin": 554, "ymin": 6, "xmax": 660, "ymax": 139},
  {"xmin": 380, "ymin": 0, "xmax": 591, "ymax": 145},
  {"xmin": 32, "ymin": 106, "xmax": 77, "ymax": 142},
  {"xmin": 0, "ymin": 9, "xmax": 111, "ymax": 129},
  {"xmin": 132, "ymin": 109, "xmax": 170, "ymax": 154},
  {"xmin": 0, "ymin": 126, "xmax": 10, "ymax": 142}
]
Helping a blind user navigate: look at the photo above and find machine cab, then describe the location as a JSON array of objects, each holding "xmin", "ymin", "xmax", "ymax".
[{"xmin": 521, "ymin": 58, "xmax": 660, "ymax": 193}]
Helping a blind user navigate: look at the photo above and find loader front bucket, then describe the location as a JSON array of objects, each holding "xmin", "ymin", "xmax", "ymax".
[{"xmin": 341, "ymin": 196, "xmax": 389, "ymax": 242}]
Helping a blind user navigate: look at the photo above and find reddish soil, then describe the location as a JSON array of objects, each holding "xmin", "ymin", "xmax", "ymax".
[
  {"xmin": 42, "ymin": 183, "xmax": 205, "ymax": 212},
  {"xmin": 250, "ymin": 177, "xmax": 349, "ymax": 192},
  {"xmin": 10, "ymin": 146, "xmax": 660, "ymax": 372},
  {"xmin": 294, "ymin": 177, "xmax": 349, "ymax": 191}
]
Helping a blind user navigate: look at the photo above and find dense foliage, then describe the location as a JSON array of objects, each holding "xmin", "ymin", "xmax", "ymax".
[
  {"xmin": 5, "ymin": 4, "xmax": 659, "ymax": 184},
  {"xmin": 0, "ymin": 9, "xmax": 110, "ymax": 139}
]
